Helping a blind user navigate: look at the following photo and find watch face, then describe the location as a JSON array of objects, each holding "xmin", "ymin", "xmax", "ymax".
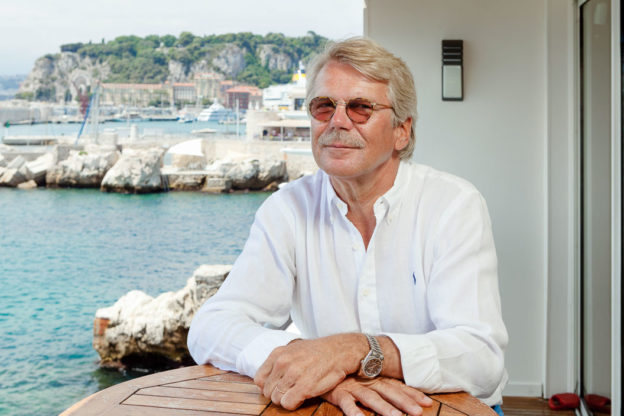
[{"xmin": 364, "ymin": 358, "xmax": 382, "ymax": 377}]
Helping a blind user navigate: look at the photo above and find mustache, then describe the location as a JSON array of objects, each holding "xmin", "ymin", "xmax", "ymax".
[{"xmin": 317, "ymin": 130, "xmax": 365, "ymax": 148}]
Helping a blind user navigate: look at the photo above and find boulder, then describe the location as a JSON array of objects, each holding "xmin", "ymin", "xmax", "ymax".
[
  {"xmin": 17, "ymin": 180, "xmax": 38, "ymax": 189},
  {"xmin": 205, "ymin": 159, "xmax": 235, "ymax": 178},
  {"xmin": 202, "ymin": 177, "xmax": 232, "ymax": 193},
  {"xmin": 226, "ymin": 159, "xmax": 259, "ymax": 190},
  {"xmin": 0, "ymin": 168, "xmax": 27, "ymax": 187},
  {"xmin": 255, "ymin": 159, "xmax": 287, "ymax": 190},
  {"xmin": 101, "ymin": 147, "xmax": 165, "ymax": 194},
  {"xmin": 93, "ymin": 264, "xmax": 231, "ymax": 370},
  {"xmin": 25, "ymin": 152, "xmax": 57, "ymax": 185},
  {"xmin": 0, "ymin": 153, "xmax": 7, "ymax": 168},
  {"xmin": 46, "ymin": 148, "xmax": 119, "ymax": 188},
  {"xmin": 7, "ymin": 155, "xmax": 26, "ymax": 169},
  {"xmin": 167, "ymin": 174, "xmax": 205, "ymax": 191}
]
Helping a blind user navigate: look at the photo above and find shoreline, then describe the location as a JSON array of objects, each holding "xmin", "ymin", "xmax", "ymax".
[{"xmin": 0, "ymin": 138, "xmax": 317, "ymax": 192}]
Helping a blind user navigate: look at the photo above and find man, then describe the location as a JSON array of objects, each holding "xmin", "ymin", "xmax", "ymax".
[{"xmin": 188, "ymin": 37, "xmax": 508, "ymax": 416}]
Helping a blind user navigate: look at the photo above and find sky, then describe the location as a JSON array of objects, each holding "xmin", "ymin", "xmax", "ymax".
[{"xmin": 0, "ymin": 0, "xmax": 364, "ymax": 76}]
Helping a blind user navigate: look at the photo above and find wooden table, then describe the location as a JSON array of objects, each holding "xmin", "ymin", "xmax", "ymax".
[{"xmin": 61, "ymin": 365, "xmax": 496, "ymax": 416}]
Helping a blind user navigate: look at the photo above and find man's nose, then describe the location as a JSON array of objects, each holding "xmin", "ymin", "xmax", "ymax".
[{"xmin": 329, "ymin": 102, "xmax": 353, "ymax": 129}]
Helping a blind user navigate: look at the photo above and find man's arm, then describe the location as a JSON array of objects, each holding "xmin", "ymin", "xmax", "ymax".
[
  {"xmin": 253, "ymin": 189, "xmax": 507, "ymax": 409},
  {"xmin": 187, "ymin": 192, "xmax": 299, "ymax": 375},
  {"xmin": 254, "ymin": 333, "xmax": 433, "ymax": 416},
  {"xmin": 384, "ymin": 190, "xmax": 508, "ymax": 403}
]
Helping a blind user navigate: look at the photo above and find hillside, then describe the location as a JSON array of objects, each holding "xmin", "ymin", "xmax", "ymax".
[{"xmin": 17, "ymin": 31, "xmax": 328, "ymax": 102}]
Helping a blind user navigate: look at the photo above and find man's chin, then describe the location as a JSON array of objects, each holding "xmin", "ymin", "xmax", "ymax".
[{"xmin": 317, "ymin": 160, "xmax": 363, "ymax": 179}]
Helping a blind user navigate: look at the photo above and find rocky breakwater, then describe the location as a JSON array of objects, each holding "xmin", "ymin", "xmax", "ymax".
[
  {"xmin": 93, "ymin": 264, "xmax": 231, "ymax": 370},
  {"xmin": 0, "ymin": 152, "xmax": 57, "ymax": 188},
  {"xmin": 101, "ymin": 147, "xmax": 166, "ymax": 193},
  {"xmin": 167, "ymin": 157, "xmax": 288, "ymax": 192},
  {"xmin": 46, "ymin": 146, "xmax": 119, "ymax": 188}
]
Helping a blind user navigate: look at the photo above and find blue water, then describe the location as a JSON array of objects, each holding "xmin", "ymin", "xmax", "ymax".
[
  {"xmin": 0, "ymin": 188, "xmax": 269, "ymax": 416},
  {"xmin": 1, "ymin": 119, "xmax": 245, "ymax": 139}
]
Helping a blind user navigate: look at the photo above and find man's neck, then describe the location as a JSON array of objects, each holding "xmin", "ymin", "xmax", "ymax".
[{"xmin": 329, "ymin": 157, "xmax": 401, "ymax": 248}]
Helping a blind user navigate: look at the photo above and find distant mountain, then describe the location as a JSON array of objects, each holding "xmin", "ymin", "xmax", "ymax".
[
  {"xmin": 17, "ymin": 31, "xmax": 328, "ymax": 103},
  {"xmin": 0, "ymin": 74, "xmax": 27, "ymax": 100}
]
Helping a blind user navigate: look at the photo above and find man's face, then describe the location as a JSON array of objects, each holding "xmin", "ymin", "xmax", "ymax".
[{"xmin": 310, "ymin": 60, "xmax": 410, "ymax": 181}]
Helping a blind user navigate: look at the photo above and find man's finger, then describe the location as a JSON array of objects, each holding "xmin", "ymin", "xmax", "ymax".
[
  {"xmin": 400, "ymin": 385, "xmax": 433, "ymax": 408},
  {"xmin": 325, "ymin": 389, "xmax": 364, "ymax": 416},
  {"xmin": 254, "ymin": 357, "xmax": 274, "ymax": 390},
  {"xmin": 352, "ymin": 386, "xmax": 407, "ymax": 416},
  {"xmin": 368, "ymin": 379, "xmax": 429, "ymax": 415}
]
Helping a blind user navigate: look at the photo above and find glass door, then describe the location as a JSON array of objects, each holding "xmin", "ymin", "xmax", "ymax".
[{"xmin": 580, "ymin": 0, "xmax": 612, "ymax": 413}]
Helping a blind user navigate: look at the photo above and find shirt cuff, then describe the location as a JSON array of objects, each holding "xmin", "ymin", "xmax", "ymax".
[
  {"xmin": 236, "ymin": 329, "xmax": 300, "ymax": 378},
  {"xmin": 383, "ymin": 332, "xmax": 441, "ymax": 391}
]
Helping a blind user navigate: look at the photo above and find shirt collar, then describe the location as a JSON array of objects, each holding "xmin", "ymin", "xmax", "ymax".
[{"xmin": 323, "ymin": 160, "xmax": 408, "ymax": 220}]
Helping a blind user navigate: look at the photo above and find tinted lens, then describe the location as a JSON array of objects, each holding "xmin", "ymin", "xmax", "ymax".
[
  {"xmin": 309, "ymin": 97, "xmax": 336, "ymax": 121},
  {"xmin": 346, "ymin": 98, "xmax": 374, "ymax": 123}
]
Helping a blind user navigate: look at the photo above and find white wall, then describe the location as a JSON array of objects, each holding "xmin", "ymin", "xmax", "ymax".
[{"xmin": 365, "ymin": 0, "xmax": 550, "ymax": 396}]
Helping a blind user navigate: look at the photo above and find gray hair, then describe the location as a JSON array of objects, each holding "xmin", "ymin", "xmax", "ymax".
[{"xmin": 306, "ymin": 37, "xmax": 417, "ymax": 160}]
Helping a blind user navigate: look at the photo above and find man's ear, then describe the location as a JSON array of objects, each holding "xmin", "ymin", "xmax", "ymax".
[{"xmin": 394, "ymin": 117, "xmax": 412, "ymax": 151}]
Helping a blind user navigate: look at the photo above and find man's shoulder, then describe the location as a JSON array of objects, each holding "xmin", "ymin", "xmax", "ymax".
[
  {"xmin": 272, "ymin": 170, "xmax": 324, "ymax": 200},
  {"xmin": 261, "ymin": 170, "xmax": 324, "ymax": 212},
  {"xmin": 403, "ymin": 162, "xmax": 480, "ymax": 196}
]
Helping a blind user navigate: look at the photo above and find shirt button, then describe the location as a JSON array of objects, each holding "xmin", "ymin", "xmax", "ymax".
[
  {"xmin": 352, "ymin": 244, "xmax": 358, "ymax": 251},
  {"xmin": 362, "ymin": 288, "xmax": 371, "ymax": 296}
]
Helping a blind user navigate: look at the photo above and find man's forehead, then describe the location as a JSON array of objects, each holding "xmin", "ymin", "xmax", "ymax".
[{"xmin": 314, "ymin": 61, "xmax": 389, "ymax": 98}]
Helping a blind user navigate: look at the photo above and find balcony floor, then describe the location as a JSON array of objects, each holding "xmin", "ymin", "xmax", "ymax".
[{"xmin": 502, "ymin": 397, "xmax": 575, "ymax": 416}]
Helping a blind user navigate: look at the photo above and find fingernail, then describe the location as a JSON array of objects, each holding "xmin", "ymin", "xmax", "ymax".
[
  {"xmin": 392, "ymin": 410, "xmax": 402, "ymax": 416},
  {"xmin": 423, "ymin": 396, "xmax": 433, "ymax": 405},
  {"xmin": 410, "ymin": 406, "xmax": 423, "ymax": 415}
]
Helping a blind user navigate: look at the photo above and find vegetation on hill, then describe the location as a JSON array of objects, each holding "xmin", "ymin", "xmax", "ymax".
[{"xmin": 58, "ymin": 31, "xmax": 328, "ymax": 88}]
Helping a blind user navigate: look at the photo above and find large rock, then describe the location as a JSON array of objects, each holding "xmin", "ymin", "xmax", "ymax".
[
  {"xmin": 256, "ymin": 159, "xmax": 287, "ymax": 190},
  {"xmin": 167, "ymin": 174, "xmax": 205, "ymax": 191},
  {"xmin": 25, "ymin": 152, "xmax": 57, "ymax": 185},
  {"xmin": 0, "ymin": 153, "xmax": 6, "ymax": 168},
  {"xmin": 17, "ymin": 180, "xmax": 38, "ymax": 190},
  {"xmin": 225, "ymin": 158, "xmax": 287, "ymax": 190},
  {"xmin": 226, "ymin": 159, "xmax": 260, "ymax": 190},
  {"xmin": 101, "ymin": 147, "xmax": 165, "ymax": 193},
  {"xmin": 46, "ymin": 147, "xmax": 119, "ymax": 188},
  {"xmin": 93, "ymin": 264, "xmax": 231, "ymax": 370},
  {"xmin": 7, "ymin": 155, "xmax": 26, "ymax": 170},
  {"xmin": 202, "ymin": 177, "xmax": 232, "ymax": 193},
  {"xmin": 0, "ymin": 167, "xmax": 27, "ymax": 187}
]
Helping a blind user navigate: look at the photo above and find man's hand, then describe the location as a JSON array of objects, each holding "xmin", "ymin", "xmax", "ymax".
[
  {"xmin": 322, "ymin": 376, "xmax": 433, "ymax": 416},
  {"xmin": 254, "ymin": 334, "xmax": 368, "ymax": 410}
]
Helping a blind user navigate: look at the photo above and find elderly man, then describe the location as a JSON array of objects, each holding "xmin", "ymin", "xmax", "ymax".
[{"xmin": 188, "ymin": 37, "xmax": 508, "ymax": 416}]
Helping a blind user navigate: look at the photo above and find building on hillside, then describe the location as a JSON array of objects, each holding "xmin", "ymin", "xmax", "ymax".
[
  {"xmin": 100, "ymin": 83, "xmax": 169, "ymax": 107},
  {"xmin": 172, "ymin": 83, "xmax": 196, "ymax": 104},
  {"xmin": 225, "ymin": 85, "xmax": 262, "ymax": 110},
  {"xmin": 194, "ymin": 72, "xmax": 224, "ymax": 103}
]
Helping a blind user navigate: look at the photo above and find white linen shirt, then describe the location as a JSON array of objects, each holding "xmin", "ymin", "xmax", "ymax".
[{"xmin": 188, "ymin": 161, "xmax": 508, "ymax": 406}]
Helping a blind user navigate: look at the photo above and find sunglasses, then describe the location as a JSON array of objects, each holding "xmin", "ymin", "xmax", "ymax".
[{"xmin": 308, "ymin": 96, "xmax": 394, "ymax": 124}]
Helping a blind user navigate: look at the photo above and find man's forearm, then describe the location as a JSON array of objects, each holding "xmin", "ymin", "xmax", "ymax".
[{"xmin": 253, "ymin": 332, "xmax": 407, "ymax": 410}]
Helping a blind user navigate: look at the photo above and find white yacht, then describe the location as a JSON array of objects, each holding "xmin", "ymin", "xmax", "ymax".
[{"xmin": 196, "ymin": 102, "xmax": 236, "ymax": 122}]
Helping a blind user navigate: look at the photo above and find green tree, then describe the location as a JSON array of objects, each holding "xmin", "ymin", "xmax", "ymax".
[{"xmin": 161, "ymin": 34, "xmax": 176, "ymax": 47}]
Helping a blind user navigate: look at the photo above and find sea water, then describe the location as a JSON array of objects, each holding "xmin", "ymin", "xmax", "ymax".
[
  {"xmin": 2, "ymin": 119, "xmax": 246, "ymax": 138},
  {"xmin": 0, "ymin": 188, "xmax": 269, "ymax": 416}
]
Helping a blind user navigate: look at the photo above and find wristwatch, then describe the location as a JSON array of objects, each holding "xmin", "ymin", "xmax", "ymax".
[{"xmin": 359, "ymin": 334, "xmax": 384, "ymax": 378}]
